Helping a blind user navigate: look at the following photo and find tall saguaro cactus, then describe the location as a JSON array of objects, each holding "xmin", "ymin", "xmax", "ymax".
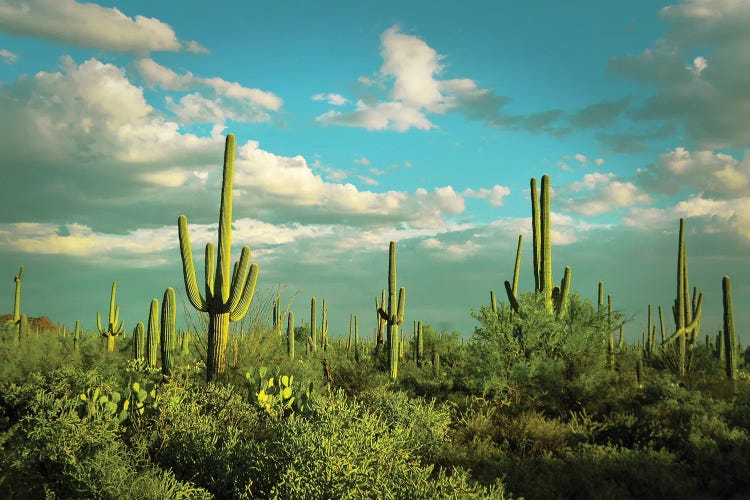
[
  {"xmin": 661, "ymin": 218, "xmax": 703, "ymax": 378},
  {"xmin": 133, "ymin": 322, "xmax": 145, "ymax": 361},
  {"xmin": 310, "ymin": 297, "xmax": 317, "ymax": 353},
  {"xmin": 377, "ymin": 241, "xmax": 406, "ymax": 380},
  {"xmin": 97, "ymin": 281, "xmax": 125, "ymax": 352},
  {"xmin": 178, "ymin": 133, "xmax": 259, "ymax": 381},
  {"xmin": 722, "ymin": 276, "xmax": 737, "ymax": 382},
  {"xmin": 12, "ymin": 266, "xmax": 23, "ymax": 322},
  {"xmin": 504, "ymin": 176, "xmax": 570, "ymax": 317}
]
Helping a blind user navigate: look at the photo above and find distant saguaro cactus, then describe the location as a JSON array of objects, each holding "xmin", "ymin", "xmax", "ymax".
[
  {"xmin": 12, "ymin": 266, "xmax": 23, "ymax": 322},
  {"xmin": 178, "ymin": 133, "xmax": 259, "ymax": 381},
  {"xmin": 377, "ymin": 241, "xmax": 406, "ymax": 380},
  {"xmin": 96, "ymin": 282, "xmax": 125, "ymax": 352},
  {"xmin": 722, "ymin": 276, "xmax": 737, "ymax": 383}
]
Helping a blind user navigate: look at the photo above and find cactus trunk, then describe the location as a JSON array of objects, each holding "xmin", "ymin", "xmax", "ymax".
[
  {"xmin": 207, "ymin": 312, "xmax": 231, "ymax": 376},
  {"xmin": 722, "ymin": 276, "xmax": 737, "ymax": 382}
]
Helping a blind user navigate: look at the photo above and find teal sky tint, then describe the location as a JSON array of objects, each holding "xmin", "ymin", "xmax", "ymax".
[{"xmin": 1, "ymin": 0, "xmax": 749, "ymax": 344}]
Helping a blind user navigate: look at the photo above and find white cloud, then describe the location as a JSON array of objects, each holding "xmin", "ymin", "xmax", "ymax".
[
  {"xmin": 357, "ymin": 175, "xmax": 378, "ymax": 186},
  {"xmin": 135, "ymin": 58, "xmax": 282, "ymax": 112},
  {"xmin": 165, "ymin": 93, "xmax": 270, "ymax": 123},
  {"xmin": 688, "ymin": 55, "xmax": 708, "ymax": 76},
  {"xmin": 639, "ymin": 146, "xmax": 750, "ymax": 198},
  {"xmin": 463, "ymin": 185, "xmax": 511, "ymax": 207},
  {"xmin": 316, "ymin": 25, "xmax": 500, "ymax": 132},
  {"xmin": 369, "ymin": 168, "xmax": 385, "ymax": 176},
  {"xmin": 595, "ymin": 158, "xmax": 605, "ymax": 165},
  {"xmin": 0, "ymin": 48, "xmax": 17, "ymax": 64},
  {"xmin": 564, "ymin": 173, "xmax": 652, "ymax": 216},
  {"xmin": 312, "ymin": 93, "xmax": 348, "ymax": 106},
  {"xmin": 354, "ymin": 157, "xmax": 370, "ymax": 165},
  {"xmin": 0, "ymin": 0, "xmax": 194, "ymax": 55}
]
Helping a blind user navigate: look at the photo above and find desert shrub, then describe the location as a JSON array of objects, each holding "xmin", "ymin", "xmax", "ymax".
[
  {"xmin": 263, "ymin": 390, "xmax": 503, "ymax": 499},
  {"xmin": 463, "ymin": 292, "xmax": 609, "ymax": 408},
  {"xmin": 0, "ymin": 366, "xmax": 208, "ymax": 499}
]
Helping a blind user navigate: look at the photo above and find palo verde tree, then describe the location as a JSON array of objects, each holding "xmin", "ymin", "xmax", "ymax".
[{"xmin": 178, "ymin": 133, "xmax": 259, "ymax": 381}]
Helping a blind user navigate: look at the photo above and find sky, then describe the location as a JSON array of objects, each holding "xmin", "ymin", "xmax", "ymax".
[{"xmin": 1, "ymin": 0, "xmax": 750, "ymax": 345}]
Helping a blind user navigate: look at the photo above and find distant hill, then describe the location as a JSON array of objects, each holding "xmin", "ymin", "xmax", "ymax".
[{"xmin": 0, "ymin": 314, "xmax": 58, "ymax": 331}]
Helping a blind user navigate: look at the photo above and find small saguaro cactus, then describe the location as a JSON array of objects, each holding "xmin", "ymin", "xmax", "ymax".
[
  {"xmin": 133, "ymin": 322, "xmax": 145, "ymax": 361},
  {"xmin": 272, "ymin": 292, "xmax": 282, "ymax": 336},
  {"xmin": 416, "ymin": 320, "xmax": 424, "ymax": 367},
  {"xmin": 354, "ymin": 315, "xmax": 360, "ymax": 362},
  {"xmin": 377, "ymin": 241, "xmax": 406, "ymax": 380},
  {"xmin": 178, "ymin": 133, "xmax": 259, "ymax": 381},
  {"xmin": 146, "ymin": 299, "xmax": 159, "ymax": 369},
  {"xmin": 310, "ymin": 297, "xmax": 317, "ymax": 353},
  {"xmin": 73, "ymin": 320, "xmax": 81, "ymax": 351},
  {"xmin": 321, "ymin": 299, "xmax": 328, "ymax": 351},
  {"xmin": 287, "ymin": 311, "xmax": 295, "ymax": 359},
  {"xmin": 160, "ymin": 287, "xmax": 176, "ymax": 376},
  {"xmin": 97, "ymin": 282, "xmax": 125, "ymax": 352},
  {"xmin": 12, "ymin": 266, "xmax": 23, "ymax": 322}
]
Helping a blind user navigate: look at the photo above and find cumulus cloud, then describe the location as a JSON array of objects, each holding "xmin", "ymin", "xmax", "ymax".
[
  {"xmin": 134, "ymin": 59, "xmax": 282, "ymax": 123},
  {"xmin": 609, "ymin": 0, "xmax": 750, "ymax": 148},
  {"xmin": 312, "ymin": 93, "xmax": 348, "ymax": 106},
  {"xmin": 0, "ymin": 0, "xmax": 203, "ymax": 55},
  {"xmin": 637, "ymin": 146, "xmax": 750, "ymax": 198},
  {"xmin": 463, "ymin": 185, "xmax": 511, "ymax": 207},
  {"xmin": 562, "ymin": 172, "xmax": 652, "ymax": 216},
  {"xmin": 0, "ymin": 48, "xmax": 17, "ymax": 63}
]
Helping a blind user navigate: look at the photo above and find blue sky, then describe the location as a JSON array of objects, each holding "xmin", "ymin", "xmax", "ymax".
[{"xmin": 1, "ymin": 0, "xmax": 749, "ymax": 344}]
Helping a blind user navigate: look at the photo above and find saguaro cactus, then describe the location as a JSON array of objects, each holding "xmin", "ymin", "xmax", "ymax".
[
  {"xmin": 17, "ymin": 314, "xmax": 27, "ymax": 344},
  {"xmin": 133, "ymin": 322, "xmax": 145, "ymax": 361},
  {"xmin": 73, "ymin": 320, "xmax": 81, "ymax": 351},
  {"xmin": 287, "ymin": 311, "xmax": 295, "ymax": 359},
  {"xmin": 377, "ymin": 241, "xmax": 406, "ymax": 380},
  {"xmin": 160, "ymin": 287, "xmax": 176, "ymax": 376},
  {"xmin": 416, "ymin": 320, "xmax": 424, "ymax": 367},
  {"xmin": 661, "ymin": 218, "xmax": 703, "ymax": 378},
  {"xmin": 146, "ymin": 299, "xmax": 159, "ymax": 369},
  {"xmin": 178, "ymin": 133, "xmax": 259, "ymax": 381},
  {"xmin": 504, "ymin": 177, "xmax": 570, "ymax": 317},
  {"xmin": 310, "ymin": 297, "xmax": 317, "ymax": 353},
  {"xmin": 722, "ymin": 276, "xmax": 737, "ymax": 382},
  {"xmin": 97, "ymin": 282, "xmax": 125, "ymax": 352},
  {"xmin": 272, "ymin": 292, "xmax": 282, "ymax": 336},
  {"xmin": 12, "ymin": 266, "xmax": 23, "ymax": 322}
]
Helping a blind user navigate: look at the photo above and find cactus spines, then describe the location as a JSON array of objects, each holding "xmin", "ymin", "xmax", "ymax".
[
  {"xmin": 287, "ymin": 311, "xmax": 295, "ymax": 359},
  {"xmin": 722, "ymin": 276, "xmax": 737, "ymax": 382},
  {"xmin": 178, "ymin": 133, "xmax": 259, "ymax": 381},
  {"xmin": 133, "ymin": 322, "xmax": 145, "ymax": 361},
  {"xmin": 160, "ymin": 287, "xmax": 176, "ymax": 376},
  {"xmin": 377, "ymin": 241, "xmax": 406, "ymax": 380},
  {"xmin": 12, "ymin": 266, "xmax": 23, "ymax": 322},
  {"xmin": 310, "ymin": 297, "xmax": 317, "ymax": 353},
  {"xmin": 146, "ymin": 299, "xmax": 159, "ymax": 369},
  {"xmin": 96, "ymin": 282, "xmax": 125, "ymax": 352}
]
